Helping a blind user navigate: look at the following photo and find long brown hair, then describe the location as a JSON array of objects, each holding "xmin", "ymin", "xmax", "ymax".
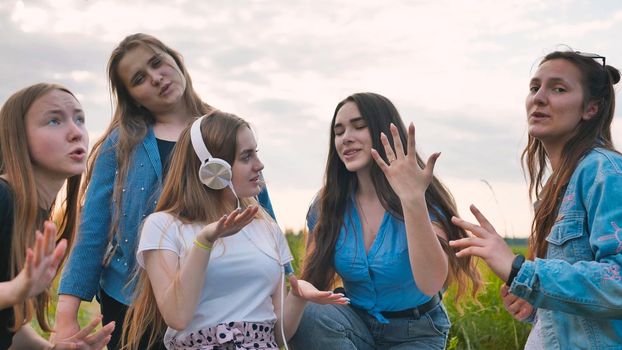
[
  {"xmin": 121, "ymin": 111, "xmax": 268, "ymax": 350},
  {"xmin": 522, "ymin": 51, "xmax": 621, "ymax": 258},
  {"xmin": 0, "ymin": 83, "xmax": 82, "ymax": 331},
  {"xmin": 302, "ymin": 92, "xmax": 481, "ymax": 301},
  {"xmin": 85, "ymin": 33, "xmax": 212, "ymax": 263}
]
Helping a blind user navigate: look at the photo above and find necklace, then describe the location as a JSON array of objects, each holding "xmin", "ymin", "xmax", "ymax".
[{"xmin": 355, "ymin": 195, "xmax": 379, "ymax": 252}]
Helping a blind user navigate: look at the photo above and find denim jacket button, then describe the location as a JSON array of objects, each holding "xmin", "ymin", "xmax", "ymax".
[{"xmin": 141, "ymin": 187, "xmax": 145, "ymax": 191}]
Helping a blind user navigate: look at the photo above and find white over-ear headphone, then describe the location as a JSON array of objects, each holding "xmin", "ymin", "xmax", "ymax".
[{"xmin": 190, "ymin": 115, "xmax": 232, "ymax": 190}]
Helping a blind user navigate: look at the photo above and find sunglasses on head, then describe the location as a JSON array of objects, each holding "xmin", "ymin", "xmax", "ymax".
[{"xmin": 576, "ymin": 51, "xmax": 606, "ymax": 67}]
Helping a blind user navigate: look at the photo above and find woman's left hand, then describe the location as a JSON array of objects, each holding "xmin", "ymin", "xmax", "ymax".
[
  {"xmin": 449, "ymin": 204, "xmax": 515, "ymax": 282},
  {"xmin": 371, "ymin": 123, "xmax": 440, "ymax": 201},
  {"xmin": 288, "ymin": 275, "xmax": 349, "ymax": 305}
]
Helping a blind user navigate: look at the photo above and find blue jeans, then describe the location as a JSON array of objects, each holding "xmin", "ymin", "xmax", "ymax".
[{"xmin": 290, "ymin": 302, "xmax": 450, "ymax": 349}]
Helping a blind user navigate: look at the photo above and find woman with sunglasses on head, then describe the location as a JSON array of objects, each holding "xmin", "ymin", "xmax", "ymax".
[
  {"xmin": 54, "ymin": 33, "xmax": 277, "ymax": 350},
  {"xmin": 291, "ymin": 92, "xmax": 482, "ymax": 349},
  {"xmin": 450, "ymin": 51, "xmax": 622, "ymax": 349},
  {"xmin": 0, "ymin": 83, "xmax": 114, "ymax": 349},
  {"xmin": 121, "ymin": 111, "xmax": 347, "ymax": 350}
]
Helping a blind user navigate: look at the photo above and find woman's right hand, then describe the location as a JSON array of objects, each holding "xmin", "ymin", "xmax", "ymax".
[
  {"xmin": 15, "ymin": 221, "xmax": 67, "ymax": 300},
  {"xmin": 197, "ymin": 205, "xmax": 259, "ymax": 244},
  {"xmin": 500, "ymin": 284, "xmax": 534, "ymax": 321}
]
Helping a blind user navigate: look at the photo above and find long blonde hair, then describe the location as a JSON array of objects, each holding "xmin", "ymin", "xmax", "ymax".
[
  {"xmin": 0, "ymin": 83, "xmax": 82, "ymax": 331},
  {"xmin": 121, "ymin": 111, "xmax": 269, "ymax": 350},
  {"xmin": 86, "ymin": 33, "xmax": 212, "ymax": 264}
]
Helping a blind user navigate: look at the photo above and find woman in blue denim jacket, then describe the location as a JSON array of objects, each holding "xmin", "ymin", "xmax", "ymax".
[
  {"xmin": 451, "ymin": 51, "xmax": 622, "ymax": 349},
  {"xmin": 291, "ymin": 93, "xmax": 482, "ymax": 349},
  {"xmin": 53, "ymin": 34, "xmax": 275, "ymax": 350}
]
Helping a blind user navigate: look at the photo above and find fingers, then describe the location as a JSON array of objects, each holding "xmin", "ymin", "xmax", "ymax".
[
  {"xmin": 89, "ymin": 335, "xmax": 112, "ymax": 350},
  {"xmin": 451, "ymin": 216, "xmax": 489, "ymax": 238},
  {"xmin": 452, "ymin": 245, "xmax": 485, "ymax": 259},
  {"xmin": 287, "ymin": 274, "xmax": 300, "ymax": 291},
  {"xmin": 469, "ymin": 205, "xmax": 497, "ymax": 234},
  {"xmin": 514, "ymin": 304, "xmax": 533, "ymax": 321},
  {"xmin": 71, "ymin": 315, "xmax": 102, "ymax": 339},
  {"xmin": 318, "ymin": 292, "xmax": 350, "ymax": 305},
  {"xmin": 500, "ymin": 284, "xmax": 510, "ymax": 297},
  {"xmin": 380, "ymin": 132, "xmax": 397, "ymax": 164},
  {"xmin": 52, "ymin": 239, "xmax": 68, "ymax": 269},
  {"xmin": 371, "ymin": 149, "xmax": 389, "ymax": 172},
  {"xmin": 43, "ymin": 221, "xmax": 57, "ymax": 256},
  {"xmin": 448, "ymin": 236, "xmax": 486, "ymax": 250},
  {"xmin": 23, "ymin": 248, "xmax": 34, "ymax": 278},
  {"xmin": 389, "ymin": 124, "xmax": 405, "ymax": 159},
  {"xmin": 407, "ymin": 122, "xmax": 415, "ymax": 157},
  {"xmin": 424, "ymin": 152, "xmax": 441, "ymax": 179},
  {"xmin": 84, "ymin": 321, "xmax": 115, "ymax": 346},
  {"xmin": 33, "ymin": 231, "xmax": 44, "ymax": 267}
]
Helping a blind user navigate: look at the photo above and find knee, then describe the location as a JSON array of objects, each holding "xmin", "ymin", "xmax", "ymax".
[{"xmin": 290, "ymin": 303, "xmax": 347, "ymax": 345}]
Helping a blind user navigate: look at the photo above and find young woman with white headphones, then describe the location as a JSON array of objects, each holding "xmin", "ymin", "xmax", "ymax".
[{"xmin": 121, "ymin": 111, "xmax": 348, "ymax": 350}]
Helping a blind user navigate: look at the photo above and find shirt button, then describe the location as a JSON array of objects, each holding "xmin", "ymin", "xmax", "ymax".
[
  {"xmin": 141, "ymin": 187, "xmax": 145, "ymax": 191},
  {"xmin": 123, "ymin": 213, "xmax": 127, "ymax": 217},
  {"xmin": 124, "ymin": 263, "xmax": 127, "ymax": 266},
  {"xmin": 142, "ymin": 214, "xmax": 146, "ymax": 218},
  {"xmin": 124, "ymin": 239, "xmax": 128, "ymax": 243},
  {"xmin": 140, "ymin": 163, "xmax": 144, "ymax": 167},
  {"xmin": 122, "ymin": 188, "xmax": 126, "ymax": 193}
]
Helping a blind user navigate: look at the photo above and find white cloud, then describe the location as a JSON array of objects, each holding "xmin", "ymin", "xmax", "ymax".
[{"xmin": 2, "ymin": 0, "xmax": 622, "ymax": 232}]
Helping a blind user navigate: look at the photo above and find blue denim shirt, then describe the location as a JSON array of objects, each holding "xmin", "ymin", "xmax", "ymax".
[
  {"xmin": 510, "ymin": 148, "xmax": 622, "ymax": 349},
  {"xmin": 59, "ymin": 127, "xmax": 275, "ymax": 305},
  {"xmin": 308, "ymin": 197, "xmax": 437, "ymax": 324}
]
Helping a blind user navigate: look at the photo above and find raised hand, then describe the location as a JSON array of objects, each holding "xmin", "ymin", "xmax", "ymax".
[
  {"xmin": 15, "ymin": 221, "xmax": 67, "ymax": 300},
  {"xmin": 371, "ymin": 123, "xmax": 440, "ymax": 201},
  {"xmin": 500, "ymin": 284, "xmax": 534, "ymax": 321},
  {"xmin": 198, "ymin": 205, "xmax": 259, "ymax": 244},
  {"xmin": 51, "ymin": 316, "xmax": 114, "ymax": 350},
  {"xmin": 288, "ymin": 275, "xmax": 350, "ymax": 305},
  {"xmin": 449, "ymin": 204, "xmax": 515, "ymax": 282}
]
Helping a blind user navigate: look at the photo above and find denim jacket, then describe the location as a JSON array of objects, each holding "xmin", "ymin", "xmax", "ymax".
[
  {"xmin": 510, "ymin": 148, "xmax": 622, "ymax": 349},
  {"xmin": 59, "ymin": 127, "xmax": 275, "ymax": 305}
]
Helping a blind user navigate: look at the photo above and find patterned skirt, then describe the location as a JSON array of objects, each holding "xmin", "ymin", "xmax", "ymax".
[{"xmin": 168, "ymin": 321, "xmax": 279, "ymax": 350}]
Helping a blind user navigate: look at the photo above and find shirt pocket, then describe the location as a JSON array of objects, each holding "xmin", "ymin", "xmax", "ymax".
[{"xmin": 545, "ymin": 211, "xmax": 593, "ymax": 262}]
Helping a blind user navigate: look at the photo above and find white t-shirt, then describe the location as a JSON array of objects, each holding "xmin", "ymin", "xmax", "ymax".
[{"xmin": 136, "ymin": 212, "xmax": 294, "ymax": 346}]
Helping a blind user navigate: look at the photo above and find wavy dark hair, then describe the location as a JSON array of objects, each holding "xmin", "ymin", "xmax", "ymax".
[
  {"xmin": 302, "ymin": 92, "xmax": 482, "ymax": 301},
  {"xmin": 522, "ymin": 51, "xmax": 621, "ymax": 258}
]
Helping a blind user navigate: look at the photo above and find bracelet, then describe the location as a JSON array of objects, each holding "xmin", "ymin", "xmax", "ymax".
[{"xmin": 193, "ymin": 239, "xmax": 214, "ymax": 251}]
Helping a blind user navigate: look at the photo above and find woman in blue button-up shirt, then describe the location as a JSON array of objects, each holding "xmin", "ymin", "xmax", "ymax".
[
  {"xmin": 291, "ymin": 92, "xmax": 482, "ymax": 349},
  {"xmin": 451, "ymin": 51, "xmax": 622, "ymax": 349},
  {"xmin": 53, "ymin": 34, "xmax": 276, "ymax": 350}
]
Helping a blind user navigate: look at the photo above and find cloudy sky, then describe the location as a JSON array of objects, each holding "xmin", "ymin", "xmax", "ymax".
[{"xmin": 2, "ymin": 0, "xmax": 621, "ymax": 237}]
